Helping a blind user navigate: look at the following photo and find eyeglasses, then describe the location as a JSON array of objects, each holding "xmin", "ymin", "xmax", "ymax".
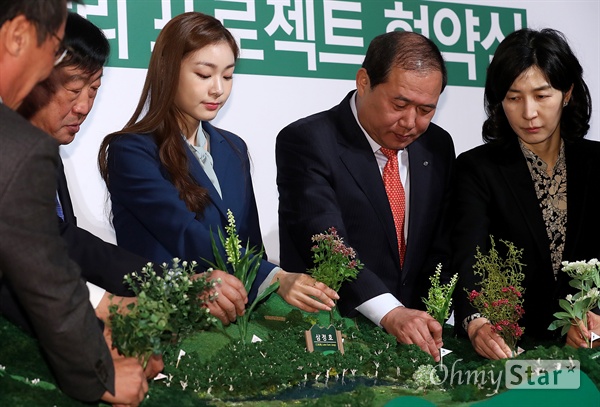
[{"xmin": 51, "ymin": 32, "xmax": 68, "ymax": 66}]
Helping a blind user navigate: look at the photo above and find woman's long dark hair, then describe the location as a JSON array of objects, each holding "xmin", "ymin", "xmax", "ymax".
[
  {"xmin": 482, "ymin": 28, "xmax": 591, "ymax": 143},
  {"xmin": 98, "ymin": 12, "xmax": 239, "ymax": 213}
]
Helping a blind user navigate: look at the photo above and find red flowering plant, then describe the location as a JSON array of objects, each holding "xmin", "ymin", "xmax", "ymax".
[
  {"xmin": 308, "ymin": 227, "xmax": 363, "ymax": 324},
  {"xmin": 467, "ymin": 236, "xmax": 526, "ymax": 355}
]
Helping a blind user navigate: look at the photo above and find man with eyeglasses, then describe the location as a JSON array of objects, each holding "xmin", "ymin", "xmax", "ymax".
[
  {"xmin": 13, "ymin": 12, "xmax": 152, "ymax": 316},
  {"xmin": 0, "ymin": 1, "xmax": 148, "ymax": 405},
  {"xmin": 53, "ymin": 33, "xmax": 69, "ymax": 65},
  {"xmin": 10, "ymin": 10, "xmax": 162, "ymax": 374}
]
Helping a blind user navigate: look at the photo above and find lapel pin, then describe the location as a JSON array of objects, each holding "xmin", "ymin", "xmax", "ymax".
[{"xmin": 423, "ymin": 161, "xmax": 429, "ymax": 166}]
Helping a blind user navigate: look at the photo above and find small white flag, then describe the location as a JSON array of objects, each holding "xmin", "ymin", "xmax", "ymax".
[
  {"xmin": 439, "ymin": 347, "xmax": 452, "ymax": 366},
  {"xmin": 517, "ymin": 346, "xmax": 525, "ymax": 355},
  {"xmin": 591, "ymin": 331, "xmax": 600, "ymax": 343},
  {"xmin": 154, "ymin": 373, "xmax": 168, "ymax": 381},
  {"xmin": 176, "ymin": 349, "xmax": 186, "ymax": 368},
  {"xmin": 251, "ymin": 334, "xmax": 263, "ymax": 343}
]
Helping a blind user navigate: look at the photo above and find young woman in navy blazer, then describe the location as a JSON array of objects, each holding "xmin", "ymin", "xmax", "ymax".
[{"xmin": 98, "ymin": 12, "xmax": 337, "ymax": 326}]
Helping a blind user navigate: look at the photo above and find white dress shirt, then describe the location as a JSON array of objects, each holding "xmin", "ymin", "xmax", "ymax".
[
  {"xmin": 87, "ymin": 282, "xmax": 105, "ymax": 309},
  {"xmin": 349, "ymin": 92, "xmax": 410, "ymax": 327}
]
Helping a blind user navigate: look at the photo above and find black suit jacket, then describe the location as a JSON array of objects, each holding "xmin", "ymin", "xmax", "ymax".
[
  {"xmin": 0, "ymin": 103, "xmax": 114, "ymax": 401},
  {"xmin": 276, "ymin": 91, "xmax": 455, "ymax": 316},
  {"xmin": 56, "ymin": 156, "xmax": 147, "ymax": 296},
  {"xmin": 1, "ymin": 148, "xmax": 147, "ymax": 335},
  {"xmin": 452, "ymin": 137, "xmax": 600, "ymax": 339}
]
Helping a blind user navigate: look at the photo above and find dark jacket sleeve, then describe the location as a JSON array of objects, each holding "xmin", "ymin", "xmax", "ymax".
[
  {"xmin": 56, "ymin": 155, "xmax": 147, "ymax": 296},
  {"xmin": 0, "ymin": 107, "xmax": 115, "ymax": 401},
  {"xmin": 59, "ymin": 221, "xmax": 147, "ymax": 296},
  {"xmin": 450, "ymin": 149, "xmax": 493, "ymax": 335}
]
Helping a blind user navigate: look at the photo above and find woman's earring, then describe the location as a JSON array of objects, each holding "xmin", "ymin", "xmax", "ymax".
[{"xmin": 563, "ymin": 101, "xmax": 569, "ymax": 107}]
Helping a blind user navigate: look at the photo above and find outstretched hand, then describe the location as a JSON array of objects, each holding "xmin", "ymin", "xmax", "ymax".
[
  {"xmin": 380, "ymin": 307, "xmax": 443, "ymax": 362},
  {"xmin": 95, "ymin": 292, "xmax": 137, "ymax": 323},
  {"xmin": 275, "ymin": 270, "xmax": 339, "ymax": 313},
  {"xmin": 202, "ymin": 269, "xmax": 248, "ymax": 325},
  {"xmin": 467, "ymin": 317, "xmax": 512, "ymax": 359},
  {"xmin": 102, "ymin": 357, "xmax": 148, "ymax": 407},
  {"xmin": 102, "ymin": 322, "xmax": 164, "ymax": 380},
  {"xmin": 143, "ymin": 354, "xmax": 164, "ymax": 379},
  {"xmin": 566, "ymin": 311, "xmax": 600, "ymax": 348}
]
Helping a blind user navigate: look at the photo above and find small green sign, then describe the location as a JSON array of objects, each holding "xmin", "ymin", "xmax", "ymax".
[{"xmin": 305, "ymin": 324, "xmax": 344, "ymax": 355}]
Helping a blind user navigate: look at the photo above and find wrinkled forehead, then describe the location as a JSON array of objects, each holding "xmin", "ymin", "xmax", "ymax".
[{"xmin": 57, "ymin": 65, "xmax": 103, "ymax": 86}]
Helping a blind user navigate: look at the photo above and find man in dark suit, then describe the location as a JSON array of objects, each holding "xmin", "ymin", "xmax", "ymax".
[
  {"xmin": 12, "ymin": 12, "xmax": 149, "ymax": 323},
  {"xmin": 0, "ymin": 1, "xmax": 147, "ymax": 404},
  {"xmin": 277, "ymin": 31, "xmax": 455, "ymax": 361}
]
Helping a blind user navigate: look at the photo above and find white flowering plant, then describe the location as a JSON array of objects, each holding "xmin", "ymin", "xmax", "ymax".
[
  {"xmin": 109, "ymin": 259, "xmax": 217, "ymax": 366},
  {"xmin": 410, "ymin": 364, "xmax": 441, "ymax": 390},
  {"xmin": 208, "ymin": 209, "xmax": 280, "ymax": 344},
  {"xmin": 422, "ymin": 264, "xmax": 458, "ymax": 326},
  {"xmin": 548, "ymin": 259, "xmax": 600, "ymax": 347}
]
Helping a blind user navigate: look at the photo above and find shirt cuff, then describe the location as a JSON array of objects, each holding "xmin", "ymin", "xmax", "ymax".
[
  {"xmin": 355, "ymin": 293, "xmax": 403, "ymax": 327},
  {"xmin": 86, "ymin": 282, "xmax": 106, "ymax": 309},
  {"xmin": 257, "ymin": 266, "xmax": 281, "ymax": 297}
]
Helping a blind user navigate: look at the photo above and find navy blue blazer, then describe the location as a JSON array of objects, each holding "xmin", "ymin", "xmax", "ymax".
[
  {"xmin": 452, "ymin": 137, "xmax": 600, "ymax": 339},
  {"xmin": 105, "ymin": 121, "xmax": 274, "ymax": 300},
  {"xmin": 276, "ymin": 91, "xmax": 455, "ymax": 316}
]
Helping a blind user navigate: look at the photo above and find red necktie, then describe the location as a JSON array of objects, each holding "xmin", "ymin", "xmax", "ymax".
[{"xmin": 380, "ymin": 148, "xmax": 406, "ymax": 265}]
